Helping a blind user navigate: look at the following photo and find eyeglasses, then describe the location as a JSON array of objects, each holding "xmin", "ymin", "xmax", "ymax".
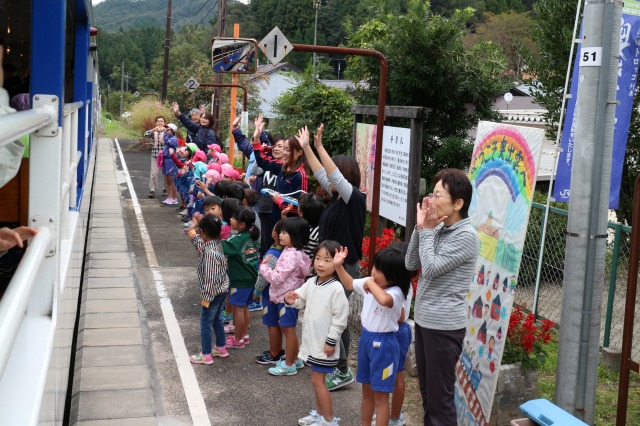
[{"xmin": 428, "ymin": 193, "xmax": 451, "ymax": 200}]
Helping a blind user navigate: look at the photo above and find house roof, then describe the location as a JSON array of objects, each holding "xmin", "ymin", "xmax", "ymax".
[{"xmin": 246, "ymin": 62, "xmax": 302, "ymax": 81}]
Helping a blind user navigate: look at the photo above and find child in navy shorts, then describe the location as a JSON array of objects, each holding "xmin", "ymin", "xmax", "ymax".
[
  {"xmin": 259, "ymin": 217, "xmax": 311, "ymax": 376},
  {"xmin": 253, "ymin": 220, "xmax": 285, "ymax": 365},
  {"xmin": 335, "ymin": 244, "xmax": 412, "ymax": 426},
  {"xmin": 285, "ymin": 240, "xmax": 348, "ymax": 426}
]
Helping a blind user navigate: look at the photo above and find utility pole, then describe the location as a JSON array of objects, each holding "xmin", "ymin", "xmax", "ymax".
[
  {"xmin": 119, "ymin": 58, "xmax": 124, "ymax": 117},
  {"xmin": 555, "ymin": 0, "xmax": 621, "ymax": 423},
  {"xmin": 313, "ymin": 0, "xmax": 320, "ymax": 79},
  {"xmin": 161, "ymin": 0, "xmax": 172, "ymax": 101},
  {"xmin": 212, "ymin": 0, "xmax": 226, "ymax": 134}
]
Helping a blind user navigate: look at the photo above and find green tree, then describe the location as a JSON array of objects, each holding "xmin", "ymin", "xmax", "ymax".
[
  {"xmin": 271, "ymin": 74, "xmax": 354, "ymax": 155},
  {"xmin": 467, "ymin": 12, "xmax": 535, "ymax": 77},
  {"xmin": 520, "ymin": 0, "xmax": 579, "ymax": 141},
  {"xmin": 346, "ymin": 0, "xmax": 508, "ymax": 180}
]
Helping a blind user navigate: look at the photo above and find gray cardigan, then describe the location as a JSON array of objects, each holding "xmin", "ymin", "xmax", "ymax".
[{"xmin": 405, "ymin": 218, "xmax": 479, "ymax": 330}]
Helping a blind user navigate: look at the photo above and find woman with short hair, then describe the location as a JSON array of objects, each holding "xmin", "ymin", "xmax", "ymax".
[{"xmin": 405, "ymin": 168, "xmax": 479, "ymax": 425}]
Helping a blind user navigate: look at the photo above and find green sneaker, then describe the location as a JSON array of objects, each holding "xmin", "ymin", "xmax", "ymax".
[{"xmin": 325, "ymin": 367, "xmax": 354, "ymax": 391}]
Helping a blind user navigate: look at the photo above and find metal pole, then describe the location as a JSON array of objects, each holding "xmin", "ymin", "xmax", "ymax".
[
  {"xmin": 161, "ymin": 0, "xmax": 172, "ymax": 101},
  {"xmin": 555, "ymin": 0, "xmax": 621, "ymax": 422},
  {"xmin": 119, "ymin": 58, "xmax": 124, "ymax": 117},
  {"xmin": 212, "ymin": 0, "xmax": 226, "ymax": 134},
  {"xmin": 291, "ymin": 43, "xmax": 387, "ymax": 266},
  {"xmin": 229, "ymin": 23, "xmax": 240, "ymax": 163},
  {"xmin": 313, "ymin": 0, "xmax": 320, "ymax": 78}
]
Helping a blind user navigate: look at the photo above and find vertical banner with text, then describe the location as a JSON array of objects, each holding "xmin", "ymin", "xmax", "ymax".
[
  {"xmin": 455, "ymin": 122, "xmax": 544, "ymax": 425},
  {"xmin": 355, "ymin": 123, "xmax": 411, "ymax": 227},
  {"xmin": 554, "ymin": 1, "xmax": 640, "ymax": 209}
]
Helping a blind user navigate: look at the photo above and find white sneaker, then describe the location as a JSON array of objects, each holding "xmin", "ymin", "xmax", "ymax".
[
  {"xmin": 311, "ymin": 415, "xmax": 340, "ymax": 425},
  {"xmin": 166, "ymin": 198, "xmax": 179, "ymax": 205},
  {"xmin": 299, "ymin": 410, "xmax": 320, "ymax": 425}
]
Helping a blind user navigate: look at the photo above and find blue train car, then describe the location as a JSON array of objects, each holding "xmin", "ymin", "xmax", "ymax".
[{"xmin": 0, "ymin": 0, "xmax": 99, "ymax": 424}]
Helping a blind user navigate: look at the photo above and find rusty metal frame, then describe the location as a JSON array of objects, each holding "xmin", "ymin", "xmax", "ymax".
[{"xmin": 291, "ymin": 43, "xmax": 388, "ymax": 265}]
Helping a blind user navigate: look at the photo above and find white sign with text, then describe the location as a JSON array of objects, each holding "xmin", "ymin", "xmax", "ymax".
[{"xmin": 379, "ymin": 126, "xmax": 411, "ymax": 227}]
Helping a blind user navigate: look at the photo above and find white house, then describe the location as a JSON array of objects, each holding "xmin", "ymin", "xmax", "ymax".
[{"xmin": 247, "ymin": 62, "xmax": 302, "ymax": 118}]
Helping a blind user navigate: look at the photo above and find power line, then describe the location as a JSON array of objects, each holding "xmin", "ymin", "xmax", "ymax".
[{"xmin": 175, "ymin": 0, "xmax": 210, "ymax": 36}]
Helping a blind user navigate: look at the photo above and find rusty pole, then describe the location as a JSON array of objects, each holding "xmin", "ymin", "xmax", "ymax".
[
  {"xmin": 291, "ymin": 44, "xmax": 387, "ymax": 265},
  {"xmin": 616, "ymin": 175, "xmax": 640, "ymax": 425}
]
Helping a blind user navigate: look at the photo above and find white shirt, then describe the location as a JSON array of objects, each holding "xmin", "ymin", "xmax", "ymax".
[{"xmin": 353, "ymin": 278, "xmax": 405, "ymax": 333}]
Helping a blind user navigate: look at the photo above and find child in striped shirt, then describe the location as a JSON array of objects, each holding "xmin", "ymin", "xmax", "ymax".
[{"xmin": 186, "ymin": 214, "xmax": 230, "ymax": 364}]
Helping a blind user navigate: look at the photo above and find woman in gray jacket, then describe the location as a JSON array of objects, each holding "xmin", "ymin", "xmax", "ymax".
[{"xmin": 405, "ymin": 168, "xmax": 479, "ymax": 426}]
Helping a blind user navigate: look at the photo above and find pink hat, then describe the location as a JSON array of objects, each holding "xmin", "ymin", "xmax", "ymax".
[
  {"xmin": 193, "ymin": 150, "xmax": 207, "ymax": 163},
  {"xmin": 207, "ymin": 162, "xmax": 222, "ymax": 173},
  {"xmin": 204, "ymin": 169, "xmax": 221, "ymax": 183},
  {"xmin": 207, "ymin": 144, "xmax": 221, "ymax": 153},
  {"xmin": 215, "ymin": 152, "xmax": 229, "ymax": 165},
  {"xmin": 223, "ymin": 168, "xmax": 240, "ymax": 181},
  {"xmin": 221, "ymin": 163, "xmax": 233, "ymax": 173}
]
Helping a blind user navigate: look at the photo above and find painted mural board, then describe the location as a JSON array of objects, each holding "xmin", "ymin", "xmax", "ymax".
[
  {"xmin": 455, "ymin": 122, "xmax": 545, "ymax": 425},
  {"xmin": 354, "ymin": 123, "xmax": 411, "ymax": 226}
]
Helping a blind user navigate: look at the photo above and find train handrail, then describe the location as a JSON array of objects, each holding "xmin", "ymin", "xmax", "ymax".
[
  {"xmin": 0, "ymin": 106, "xmax": 57, "ymax": 149},
  {"xmin": 0, "ymin": 227, "xmax": 51, "ymax": 378}
]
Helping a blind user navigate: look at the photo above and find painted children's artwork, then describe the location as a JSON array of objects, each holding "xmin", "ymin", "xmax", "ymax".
[
  {"xmin": 354, "ymin": 123, "xmax": 377, "ymax": 211},
  {"xmin": 455, "ymin": 122, "xmax": 544, "ymax": 425}
]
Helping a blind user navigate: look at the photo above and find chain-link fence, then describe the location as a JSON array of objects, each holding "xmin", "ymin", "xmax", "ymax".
[{"xmin": 516, "ymin": 202, "xmax": 639, "ymax": 361}]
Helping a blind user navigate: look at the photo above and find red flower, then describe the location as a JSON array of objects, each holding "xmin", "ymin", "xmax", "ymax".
[{"xmin": 503, "ymin": 305, "xmax": 556, "ymax": 370}]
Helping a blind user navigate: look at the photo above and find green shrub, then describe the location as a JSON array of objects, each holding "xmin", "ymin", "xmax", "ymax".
[{"xmin": 126, "ymin": 100, "xmax": 173, "ymax": 137}]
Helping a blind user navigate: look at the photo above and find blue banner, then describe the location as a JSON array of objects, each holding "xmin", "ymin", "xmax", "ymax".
[{"xmin": 554, "ymin": 3, "xmax": 640, "ymax": 209}]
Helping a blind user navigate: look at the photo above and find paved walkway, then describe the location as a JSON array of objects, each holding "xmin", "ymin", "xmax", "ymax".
[{"xmin": 70, "ymin": 139, "xmax": 189, "ymax": 425}]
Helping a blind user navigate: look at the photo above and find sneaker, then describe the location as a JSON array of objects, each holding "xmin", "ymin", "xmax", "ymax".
[
  {"xmin": 221, "ymin": 311, "xmax": 233, "ymax": 324},
  {"xmin": 161, "ymin": 198, "xmax": 172, "ymax": 204},
  {"xmin": 256, "ymin": 349, "xmax": 285, "ymax": 365},
  {"xmin": 295, "ymin": 359, "xmax": 305, "ymax": 369},
  {"xmin": 211, "ymin": 346, "xmax": 229, "ymax": 358},
  {"xmin": 162, "ymin": 188, "xmax": 167, "ymax": 196},
  {"xmin": 248, "ymin": 300, "xmax": 263, "ymax": 311},
  {"xmin": 372, "ymin": 409, "xmax": 404, "ymax": 425},
  {"xmin": 325, "ymin": 368, "xmax": 355, "ymax": 391},
  {"xmin": 299, "ymin": 410, "xmax": 321, "ymax": 425},
  {"xmin": 148, "ymin": 190, "xmax": 155, "ymax": 198},
  {"xmin": 178, "ymin": 208, "xmax": 188, "ymax": 215},
  {"xmin": 226, "ymin": 336, "xmax": 245, "ymax": 348},
  {"xmin": 243, "ymin": 335, "xmax": 250, "ymax": 344},
  {"xmin": 224, "ymin": 323, "xmax": 236, "ymax": 334},
  {"xmin": 189, "ymin": 352, "xmax": 213, "ymax": 365},
  {"xmin": 311, "ymin": 416, "xmax": 340, "ymax": 425},
  {"xmin": 268, "ymin": 359, "xmax": 297, "ymax": 376},
  {"xmin": 166, "ymin": 198, "xmax": 179, "ymax": 205}
]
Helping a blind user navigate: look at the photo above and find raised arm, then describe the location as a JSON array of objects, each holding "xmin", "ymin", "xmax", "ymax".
[
  {"xmin": 297, "ymin": 126, "xmax": 323, "ymax": 173},
  {"xmin": 333, "ymin": 246, "xmax": 354, "ymax": 291}
]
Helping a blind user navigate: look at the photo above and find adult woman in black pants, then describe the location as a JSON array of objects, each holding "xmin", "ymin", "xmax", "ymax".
[{"xmin": 297, "ymin": 124, "xmax": 366, "ymax": 391}]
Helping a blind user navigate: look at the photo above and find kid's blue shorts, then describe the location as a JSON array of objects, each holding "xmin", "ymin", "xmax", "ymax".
[
  {"xmin": 229, "ymin": 287, "xmax": 253, "ymax": 307},
  {"xmin": 396, "ymin": 322, "xmax": 412, "ymax": 372},
  {"xmin": 277, "ymin": 303, "xmax": 298, "ymax": 327},
  {"xmin": 356, "ymin": 328, "xmax": 399, "ymax": 393},
  {"xmin": 310, "ymin": 363, "xmax": 335, "ymax": 373}
]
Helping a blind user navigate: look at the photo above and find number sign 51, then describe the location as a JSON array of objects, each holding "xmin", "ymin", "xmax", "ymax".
[{"xmin": 580, "ymin": 47, "xmax": 602, "ymax": 67}]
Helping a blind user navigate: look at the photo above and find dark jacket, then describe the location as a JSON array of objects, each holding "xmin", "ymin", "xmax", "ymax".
[{"xmin": 177, "ymin": 114, "xmax": 223, "ymax": 152}]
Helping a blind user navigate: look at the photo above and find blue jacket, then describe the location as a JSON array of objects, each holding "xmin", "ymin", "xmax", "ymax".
[{"xmin": 177, "ymin": 114, "xmax": 222, "ymax": 152}]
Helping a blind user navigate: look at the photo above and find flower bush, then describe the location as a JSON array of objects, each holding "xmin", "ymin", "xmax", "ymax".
[
  {"xmin": 360, "ymin": 228, "xmax": 397, "ymax": 276},
  {"xmin": 360, "ymin": 227, "xmax": 419, "ymax": 295},
  {"xmin": 502, "ymin": 305, "xmax": 555, "ymax": 370}
]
